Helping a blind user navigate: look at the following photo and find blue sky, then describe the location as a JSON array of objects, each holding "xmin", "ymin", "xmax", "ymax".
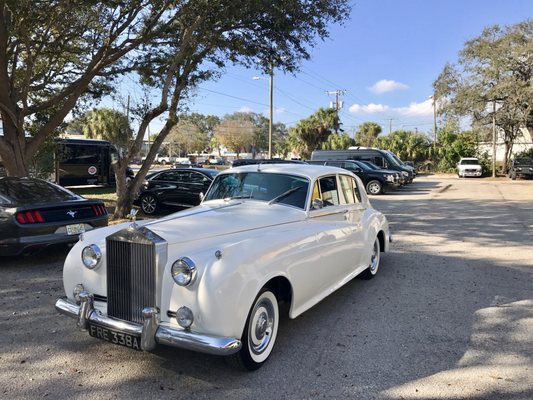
[{"xmin": 135, "ymin": 0, "xmax": 532, "ymax": 138}]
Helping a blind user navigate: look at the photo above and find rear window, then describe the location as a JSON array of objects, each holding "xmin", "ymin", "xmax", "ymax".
[{"xmin": 0, "ymin": 178, "xmax": 79, "ymax": 205}]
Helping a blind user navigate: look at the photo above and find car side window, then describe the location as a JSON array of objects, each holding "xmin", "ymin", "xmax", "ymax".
[
  {"xmin": 318, "ymin": 175, "xmax": 339, "ymax": 206},
  {"xmin": 188, "ymin": 172, "xmax": 206, "ymax": 184},
  {"xmin": 157, "ymin": 171, "xmax": 179, "ymax": 181},
  {"xmin": 339, "ymin": 175, "xmax": 358, "ymax": 204}
]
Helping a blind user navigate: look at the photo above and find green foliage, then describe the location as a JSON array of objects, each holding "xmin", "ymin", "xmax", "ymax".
[
  {"xmin": 80, "ymin": 108, "xmax": 133, "ymax": 150},
  {"xmin": 167, "ymin": 120, "xmax": 209, "ymax": 156},
  {"xmin": 373, "ymin": 130, "xmax": 431, "ymax": 163},
  {"xmin": 435, "ymin": 130, "xmax": 479, "ymax": 172},
  {"xmin": 433, "ymin": 19, "xmax": 533, "ymax": 168},
  {"xmin": 288, "ymin": 108, "xmax": 338, "ymax": 158},
  {"xmin": 516, "ymin": 147, "xmax": 533, "ymax": 159},
  {"xmin": 322, "ymin": 133, "xmax": 354, "ymax": 150},
  {"xmin": 355, "ymin": 122, "xmax": 382, "ymax": 147}
]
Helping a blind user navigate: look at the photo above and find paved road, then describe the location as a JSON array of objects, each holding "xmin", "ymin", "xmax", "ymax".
[{"xmin": 1, "ymin": 175, "xmax": 532, "ymax": 399}]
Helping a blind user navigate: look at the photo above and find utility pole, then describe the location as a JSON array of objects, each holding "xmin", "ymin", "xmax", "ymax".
[
  {"xmin": 268, "ymin": 60, "xmax": 273, "ymax": 159},
  {"xmin": 387, "ymin": 118, "xmax": 394, "ymax": 134},
  {"xmin": 326, "ymin": 89, "xmax": 346, "ymax": 133},
  {"xmin": 492, "ymin": 100, "xmax": 496, "ymax": 178},
  {"xmin": 432, "ymin": 96, "xmax": 437, "ymax": 153}
]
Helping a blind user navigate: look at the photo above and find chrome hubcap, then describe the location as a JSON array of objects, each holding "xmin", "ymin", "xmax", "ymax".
[
  {"xmin": 369, "ymin": 239, "xmax": 380, "ymax": 273},
  {"xmin": 368, "ymin": 183, "xmax": 380, "ymax": 194},
  {"xmin": 250, "ymin": 301, "xmax": 274, "ymax": 355}
]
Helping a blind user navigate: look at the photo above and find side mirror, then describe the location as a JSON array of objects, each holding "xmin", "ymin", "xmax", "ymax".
[{"xmin": 311, "ymin": 198, "xmax": 324, "ymax": 210}]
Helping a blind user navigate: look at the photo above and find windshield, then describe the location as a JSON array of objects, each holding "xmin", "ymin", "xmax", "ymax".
[
  {"xmin": 360, "ymin": 160, "xmax": 381, "ymax": 170},
  {"xmin": 515, "ymin": 158, "xmax": 533, "ymax": 165},
  {"xmin": 386, "ymin": 152, "xmax": 403, "ymax": 167},
  {"xmin": 460, "ymin": 159, "xmax": 479, "ymax": 165},
  {"xmin": 352, "ymin": 160, "xmax": 371, "ymax": 171},
  {"xmin": 204, "ymin": 172, "xmax": 310, "ymax": 210}
]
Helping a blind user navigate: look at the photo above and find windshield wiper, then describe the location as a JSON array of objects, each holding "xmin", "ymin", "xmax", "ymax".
[{"xmin": 268, "ymin": 187, "xmax": 301, "ymax": 205}]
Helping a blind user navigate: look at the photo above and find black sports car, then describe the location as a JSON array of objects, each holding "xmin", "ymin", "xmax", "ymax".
[
  {"xmin": 134, "ymin": 168, "xmax": 219, "ymax": 215},
  {"xmin": 0, "ymin": 177, "xmax": 108, "ymax": 256}
]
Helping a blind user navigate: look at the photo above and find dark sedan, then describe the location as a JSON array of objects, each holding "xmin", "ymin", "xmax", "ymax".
[
  {"xmin": 307, "ymin": 160, "xmax": 399, "ymax": 195},
  {"xmin": 134, "ymin": 168, "xmax": 219, "ymax": 215},
  {"xmin": 0, "ymin": 177, "xmax": 108, "ymax": 256}
]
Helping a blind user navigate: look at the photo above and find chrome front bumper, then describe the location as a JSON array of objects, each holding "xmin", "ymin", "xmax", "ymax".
[{"xmin": 55, "ymin": 292, "xmax": 241, "ymax": 356}]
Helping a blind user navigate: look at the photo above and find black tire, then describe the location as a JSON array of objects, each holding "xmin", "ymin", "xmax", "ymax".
[
  {"xmin": 140, "ymin": 193, "xmax": 159, "ymax": 215},
  {"xmin": 360, "ymin": 237, "xmax": 381, "ymax": 280},
  {"xmin": 228, "ymin": 288, "xmax": 279, "ymax": 371},
  {"xmin": 366, "ymin": 180, "xmax": 383, "ymax": 195}
]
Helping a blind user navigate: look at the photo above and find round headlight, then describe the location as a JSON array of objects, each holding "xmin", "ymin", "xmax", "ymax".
[
  {"xmin": 402, "ymin": 171, "xmax": 409, "ymax": 177},
  {"xmin": 176, "ymin": 306, "xmax": 194, "ymax": 329},
  {"xmin": 171, "ymin": 257, "xmax": 197, "ymax": 286},
  {"xmin": 81, "ymin": 244, "xmax": 102, "ymax": 269}
]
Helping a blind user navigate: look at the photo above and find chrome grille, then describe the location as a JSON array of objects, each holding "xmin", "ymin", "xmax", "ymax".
[{"xmin": 106, "ymin": 232, "xmax": 157, "ymax": 324}]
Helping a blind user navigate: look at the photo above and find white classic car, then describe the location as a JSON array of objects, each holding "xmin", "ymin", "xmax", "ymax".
[{"xmin": 55, "ymin": 164, "xmax": 391, "ymax": 370}]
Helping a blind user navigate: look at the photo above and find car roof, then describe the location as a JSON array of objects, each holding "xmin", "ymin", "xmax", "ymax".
[
  {"xmin": 223, "ymin": 163, "xmax": 352, "ymax": 179},
  {"xmin": 460, "ymin": 157, "xmax": 479, "ymax": 160}
]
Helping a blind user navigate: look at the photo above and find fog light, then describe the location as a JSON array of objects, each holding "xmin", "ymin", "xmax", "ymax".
[
  {"xmin": 73, "ymin": 284, "xmax": 85, "ymax": 304},
  {"xmin": 176, "ymin": 306, "xmax": 194, "ymax": 329}
]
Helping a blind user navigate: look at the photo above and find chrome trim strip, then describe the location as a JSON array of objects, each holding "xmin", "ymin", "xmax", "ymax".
[{"xmin": 55, "ymin": 296, "xmax": 241, "ymax": 356}]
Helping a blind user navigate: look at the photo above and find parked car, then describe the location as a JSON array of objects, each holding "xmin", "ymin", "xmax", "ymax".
[
  {"xmin": 0, "ymin": 177, "xmax": 108, "ymax": 256},
  {"xmin": 310, "ymin": 148, "xmax": 414, "ymax": 183},
  {"xmin": 508, "ymin": 157, "xmax": 533, "ymax": 180},
  {"xmin": 307, "ymin": 160, "xmax": 399, "ymax": 195},
  {"xmin": 134, "ymin": 168, "xmax": 219, "ymax": 215},
  {"xmin": 358, "ymin": 160, "xmax": 408, "ymax": 185},
  {"xmin": 457, "ymin": 157, "xmax": 482, "ymax": 178},
  {"xmin": 55, "ymin": 164, "xmax": 390, "ymax": 370},
  {"xmin": 231, "ymin": 158, "xmax": 307, "ymax": 167}
]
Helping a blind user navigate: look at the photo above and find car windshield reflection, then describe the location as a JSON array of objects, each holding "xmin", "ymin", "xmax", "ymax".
[{"xmin": 203, "ymin": 172, "xmax": 309, "ymax": 210}]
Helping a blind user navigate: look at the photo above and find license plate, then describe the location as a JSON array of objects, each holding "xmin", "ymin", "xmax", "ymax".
[
  {"xmin": 88, "ymin": 323, "xmax": 141, "ymax": 350},
  {"xmin": 66, "ymin": 223, "xmax": 85, "ymax": 235}
]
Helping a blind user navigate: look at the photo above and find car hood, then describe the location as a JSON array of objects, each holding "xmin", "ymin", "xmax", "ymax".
[{"xmin": 88, "ymin": 200, "xmax": 306, "ymax": 248}]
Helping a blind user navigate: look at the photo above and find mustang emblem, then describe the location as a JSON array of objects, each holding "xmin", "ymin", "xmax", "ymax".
[{"xmin": 66, "ymin": 210, "xmax": 77, "ymax": 218}]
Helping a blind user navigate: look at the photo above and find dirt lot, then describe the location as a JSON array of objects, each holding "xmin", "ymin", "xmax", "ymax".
[{"xmin": 1, "ymin": 175, "xmax": 532, "ymax": 399}]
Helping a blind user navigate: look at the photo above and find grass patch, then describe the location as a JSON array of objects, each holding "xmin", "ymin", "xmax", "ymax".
[{"xmin": 72, "ymin": 186, "xmax": 118, "ymax": 212}]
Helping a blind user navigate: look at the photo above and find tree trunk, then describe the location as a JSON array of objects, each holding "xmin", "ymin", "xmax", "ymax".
[{"xmin": 0, "ymin": 122, "xmax": 30, "ymax": 177}]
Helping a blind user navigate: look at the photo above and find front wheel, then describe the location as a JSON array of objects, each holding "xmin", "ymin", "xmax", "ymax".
[
  {"xmin": 366, "ymin": 180, "xmax": 383, "ymax": 195},
  {"xmin": 140, "ymin": 193, "xmax": 159, "ymax": 215},
  {"xmin": 360, "ymin": 237, "xmax": 381, "ymax": 280},
  {"xmin": 228, "ymin": 289, "xmax": 279, "ymax": 371}
]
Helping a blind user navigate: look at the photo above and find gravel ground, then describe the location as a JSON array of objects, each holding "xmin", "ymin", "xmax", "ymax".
[{"xmin": 1, "ymin": 174, "xmax": 532, "ymax": 399}]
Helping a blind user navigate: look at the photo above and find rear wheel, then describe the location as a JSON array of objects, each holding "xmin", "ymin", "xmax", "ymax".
[
  {"xmin": 228, "ymin": 288, "xmax": 279, "ymax": 371},
  {"xmin": 140, "ymin": 193, "xmax": 159, "ymax": 215},
  {"xmin": 366, "ymin": 180, "xmax": 383, "ymax": 195}
]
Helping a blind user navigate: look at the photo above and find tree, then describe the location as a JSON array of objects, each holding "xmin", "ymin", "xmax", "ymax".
[
  {"xmin": 322, "ymin": 132, "xmax": 354, "ymax": 150},
  {"xmin": 214, "ymin": 116, "xmax": 255, "ymax": 157},
  {"xmin": 288, "ymin": 108, "xmax": 338, "ymax": 158},
  {"xmin": 166, "ymin": 119, "xmax": 209, "ymax": 156},
  {"xmin": 433, "ymin": 19, "xmax": 533, "ymax": 169},
  {"xmin": 1, "ymin": 1, "xmax": 351, "ymax": 218},
  {"xmin": 374, "ymin": 130, "xmax": 431, "ymax": 162},
  {"xmin": 81, "ymin": 108, "xmax": 132, "ymax": 150},
  {"xmin": 0, "ymin": 0, "xmax": 174, "ymax": 176},
  {"xmin": 355, "ymin": 122, "xmax": 382, "ymax": 147}
]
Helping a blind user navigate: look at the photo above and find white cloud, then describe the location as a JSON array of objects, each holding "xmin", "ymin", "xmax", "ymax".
[
  {"xmin": 348, "ymin": 99, "xmax": 433, "ymax": 118},
  {"xmin": 396, "ymin": 99, "xmax": 433, "ymax": 117},
  {"xmin": 368, "ymin": 79, "xmax": 409, "ymax": 94},
  {"xmin": 238, "ymin": 106, "xmax": 253, "ymax": 113},
  {"xmin": 349, "ymin": 103, "xmax": 390, "ymax": 114}
]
